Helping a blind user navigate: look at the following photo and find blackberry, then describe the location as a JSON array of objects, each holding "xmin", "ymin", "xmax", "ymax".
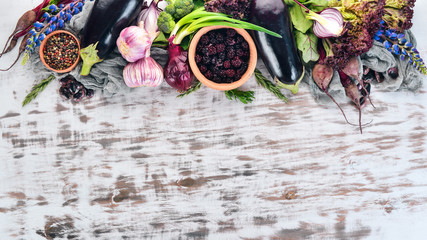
[
  {"xmin": 225, "ymin": 69, "xmax": 236, "ymax": 78},
  {"xmin": 236, "ymin": 49, "xmax": 244, "ymax": 57},
  {"xmin": 207, "ymin": 45, "xmax": 217, "ymax": 55},
  {"xmin": 236, "ymin": 66, "xmax": 247, "ymax": 77},
  {"xmin": 241, "ymin": 41, "xmax": 249, "ymax": 50},
  {"xmin": 226, "ymin": 38, "xmax": 236, "ymax": 46},
  {"xmin": 216, "ymin": 33, "xmax": 224, "ymax": 42},
  {"xmin": 223, "ymin": 60, "xmax": 231, "ymax": 69},
  {"xmin": 236, "ymin": 35, "xmax": 244, "ymax": 43},
  {"xmin": 210, "ymin": 56, "xmax": 218, "ymax": 65},
  {"xmin": 218, "ymin": 52, "xmax": 226, "ymax": 61},
  {"xmin": 216, "ymin": 44, "xmax": 226, "ymax": 53},
  {"xmin": 226, "ymin": 29, "xmax": 236, "ymax": 38},
  {"xmin": 202, "ymin": 55, "xmax": 210, "ymax": 64},
  {"xmin": 199, "ymin": 65, "xmax": 208, "ymax": 73},
  {"xmin": 231, "ymin": 57, "xmax": 242, "ymax": 68},
  {"xmin": 205, "ymin": 70, "xmax": 213, "ymax": 79},
  {"xmin": 200, "ymin": 35, "xmax": 209, "ymax": 45},
  {"xmin": 201, "ymin": 47, "xmax": 209, "ymax": 55},
  {"xmin": 227, "ymin": 49, "xmax": 235, "ymax": 59},
  {"xmin": 195, "ymin": 54, "xmax": 202, "ymax": 63}
]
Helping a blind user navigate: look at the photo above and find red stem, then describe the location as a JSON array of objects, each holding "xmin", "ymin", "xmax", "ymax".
[{"xmin": 292, "ymin": 0, "xmax": 311, "ymax": 13}]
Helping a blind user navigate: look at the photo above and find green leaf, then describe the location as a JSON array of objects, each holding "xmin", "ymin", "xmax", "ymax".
[
  {"xmin": 302, "ymin": 0, "xmax": 329, "ymax": 11},
  {"xmin": 288, "ymin": 4, "xmax": 313, "ymax": 33},
  {"xmin": 295, "ymin": 30, "xmax": 319, "ymax": 63},
  {"xmin": 21, "ymin": 52, "xmax": 30, "ymax": 66}
]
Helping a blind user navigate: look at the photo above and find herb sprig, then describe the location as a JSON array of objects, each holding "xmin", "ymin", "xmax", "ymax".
[
  {"xmin": 22, "ymin": 74, "xmax": 55, "ymax": 107},
  {"xmin": 225, "ymin": 89, "xmax": 255, "ymax": 104},
  {"xmin": 254, "ymin": 68, "xmax": 288, "ymax": 103},
  {"xmin": 177, "ymin": 81, "xmax": 202, "ymax": 98}
]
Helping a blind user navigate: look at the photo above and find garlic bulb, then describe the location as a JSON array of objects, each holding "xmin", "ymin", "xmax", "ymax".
[
  {"xmin": 117, "ymin": 22, "xmax": 156, "ymax": 62},
  {"xmin": 137, "ymin": 0, "xmax": 161, "ymax": 38},
  {"xmin": 123, "ymin": 57, "xmax": 164, "ymax": 87}
]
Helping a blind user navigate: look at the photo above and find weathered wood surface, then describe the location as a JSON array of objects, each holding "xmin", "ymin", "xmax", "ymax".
[{"xmin": 1, "ymin": 1, "xmax": 427, "ymax": 239}]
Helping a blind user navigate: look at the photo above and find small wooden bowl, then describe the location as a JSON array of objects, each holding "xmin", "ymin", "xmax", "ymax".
[
  {"xmin": 188, "ymin": 26, "xmax": 257, "ymax": 91},
  {"xmin": 39, "ymin": 30, "xmax": 80, "ymax": 73}
]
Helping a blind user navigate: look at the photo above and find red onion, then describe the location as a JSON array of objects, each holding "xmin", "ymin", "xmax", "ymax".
[
  {"xmin": 308, "ymin": 8, "xmax": 344, "ymax": 38},
  {"xmin": 164, "ymin": 38, "xmax": 193, "ymax": 92}
]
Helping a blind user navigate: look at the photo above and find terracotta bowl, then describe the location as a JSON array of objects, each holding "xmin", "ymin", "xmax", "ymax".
[
  {"xmin": 39, "ymin": 30, "xmax": 80, "ymax": 73},
  {"xmin": 188, "ymin": 26, "xmax": 257, "ymax": 91}
]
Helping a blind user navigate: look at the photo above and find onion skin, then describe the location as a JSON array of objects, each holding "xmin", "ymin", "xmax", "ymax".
[{"xmin": 308, "ymin": 8, "xmax": 344, "ymax": 38}]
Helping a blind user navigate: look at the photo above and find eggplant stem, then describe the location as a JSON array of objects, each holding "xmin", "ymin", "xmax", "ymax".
[{"xmin": 275, "ymin": 66, "xmax": 305, "ymax": 94}]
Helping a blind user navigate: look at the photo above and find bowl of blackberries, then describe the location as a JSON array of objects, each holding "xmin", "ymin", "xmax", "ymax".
[{"xmin": 189, "ymin": 26, "xmax": 257, "ymax": 91}]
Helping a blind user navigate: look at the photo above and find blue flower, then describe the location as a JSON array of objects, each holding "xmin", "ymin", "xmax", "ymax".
[
  {"xmin": 384, "ymin": 41, "xmax": 392, "ymax": 50},
  {"xmin": 49, "ymin": 4, "xmax": 58, "ymax": 12}
]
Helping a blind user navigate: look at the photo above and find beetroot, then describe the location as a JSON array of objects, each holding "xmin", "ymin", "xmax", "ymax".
[
  {"xmin": 341, "ymin": 57, "xmax": 375, "ymax": 108},
  {"xmin": 164, "ymin": 38, "xmax": 194, "ymax": 92},
  {"xmin": 339, "ymin": 70, "xmax": 372, "ymax": 133}
]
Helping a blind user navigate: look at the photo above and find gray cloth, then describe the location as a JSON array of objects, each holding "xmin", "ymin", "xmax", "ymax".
[
  {"xmin": 26, "ymin": 1, "xmax": 169, "ymax": 97},
  {"xmin": 304, "ymin": 30, "xmax": 425, "ymax": 105}
]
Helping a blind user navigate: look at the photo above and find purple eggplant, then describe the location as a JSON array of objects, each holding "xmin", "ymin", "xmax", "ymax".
[
  {"xmin": 249, "ymin": 0, "xmax": 304, "ymax": 94},
  {"xmin": 79, "ymin": 0, "xmax": 143, "ymax": 76}
]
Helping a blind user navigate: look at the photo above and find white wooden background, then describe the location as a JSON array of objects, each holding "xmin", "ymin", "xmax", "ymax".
[{"xmin": 1, "ymin": 1, "xmax": 427, "ymax": 239}]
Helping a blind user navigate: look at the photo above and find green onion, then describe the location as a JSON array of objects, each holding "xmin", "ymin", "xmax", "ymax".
[{"xmin": 171, "ymin": 7, "xmax": 282, "ymax": 45}]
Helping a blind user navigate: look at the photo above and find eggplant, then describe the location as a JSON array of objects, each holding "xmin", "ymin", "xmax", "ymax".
[
  {"xmin": 79, "ymin": 0, "xmax": 143, "ymax": 76},
  {"xmin": 249, "ymin": 0, "xmax": 304, "ymax": 94}
]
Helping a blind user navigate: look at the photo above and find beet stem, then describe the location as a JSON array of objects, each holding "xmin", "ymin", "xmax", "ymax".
[
  {"xmin": 358, "ymin": 106, "xmax": 362, "ymax": 134},
  {"xmin": 0, "ymin": 31, "xmax": 21, "ymax": 57},
  {"xmin": 324, "ymin": 90, "xmax": 355, "ymax": 126},
  {"xmin": 356, "ymin": 77, "xmax": 376, "ymax": 109},
  {"xmin": 0, "ymin": 54, "xmax": 21, "ymax": 71}
]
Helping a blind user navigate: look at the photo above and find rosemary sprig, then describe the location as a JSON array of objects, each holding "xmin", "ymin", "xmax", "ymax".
[
  {"xmin": 22, "ymin": 74, "xmax": 55, "ymax": 107},
  {"xmin": 177, "ymin": 81, "xmax": 202, "ymax": 98},
  {"xmin": 225, "ymin": 89, "xmax": 255, "ymax": 104},
  {"xmin": 254, "ymin": 68, "xmax": 288, "ymax": 103}
]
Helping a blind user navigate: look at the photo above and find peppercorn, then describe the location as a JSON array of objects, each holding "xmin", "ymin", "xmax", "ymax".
[{"xmin": 43, "ymin": 32, "xmax": 79, "ymax": 70}]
